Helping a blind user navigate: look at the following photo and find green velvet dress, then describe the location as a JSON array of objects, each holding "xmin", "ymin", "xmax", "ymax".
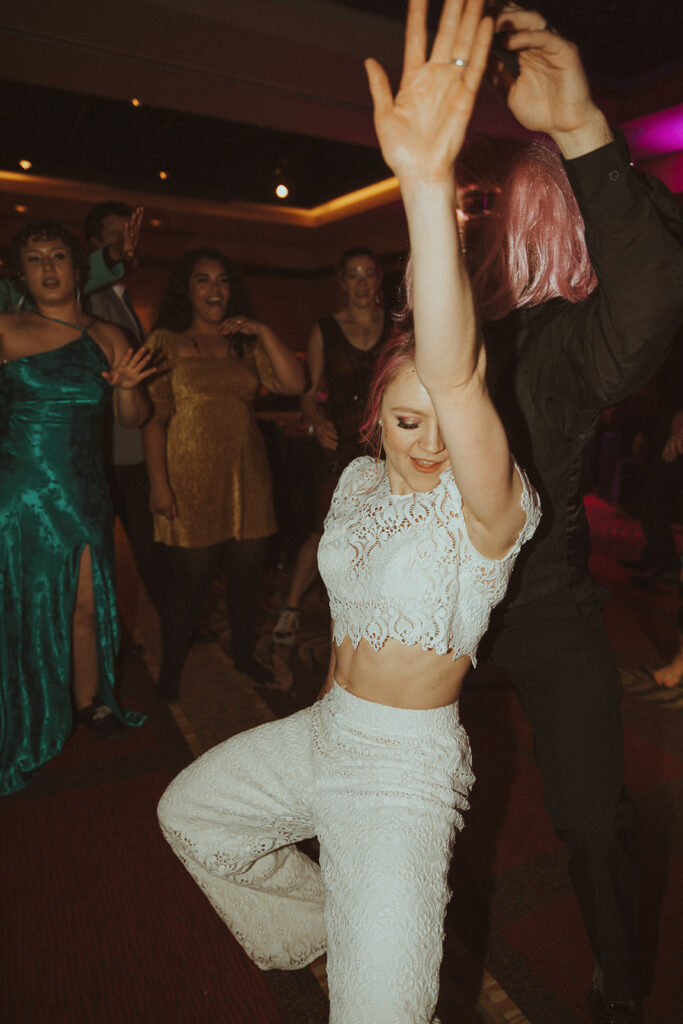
[{"xmin": 0, "ymin": 328, "xmax": 144, "ymax": 795}]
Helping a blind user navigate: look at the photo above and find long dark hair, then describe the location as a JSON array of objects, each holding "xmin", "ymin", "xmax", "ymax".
[
  {"xmin": 153, "ymin": 247, "xmax": 253, "ymax": 337},
  {"xmin": 9, "ymin": 220, "xmax": 90, "ymax": 303}
]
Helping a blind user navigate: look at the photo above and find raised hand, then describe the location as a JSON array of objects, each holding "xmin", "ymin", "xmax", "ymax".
[
  {"xmin": 365, "ymin": 0, "xmax": 493, "ymax": 186},
  {"xmin": 220, "ymin": 315, "xmax": 261, "ymax": 337},
  {"xmin": 314, "ymin": 420, "xmax": 339, "ymax": 452},
  {"xmin": 106, "ymin": 206, "xmax": 144, "ymax": 263},
  {"xmin": 494, "ymin": 5, "xmax": 612, "ymax": 155},
  {"xmin": 102, "ymin": 346, "xmax": 155, "ymax": 389},
  {"xmin": 122, "ymin": 206, "xmax": 144, "ymax": 260}
]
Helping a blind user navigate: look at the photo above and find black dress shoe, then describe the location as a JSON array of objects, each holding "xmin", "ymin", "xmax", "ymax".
[
  {"xmin": 77, "ymin": 702, "xmax": 128, "ymax": 740},
  {"xmin": 589, "ymin": 986, "xmax": 643, "ymax": 1024}
]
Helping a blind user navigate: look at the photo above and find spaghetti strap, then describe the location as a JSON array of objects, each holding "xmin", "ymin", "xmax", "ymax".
[{"xmin": 35, "ymin": 310, "xmax": 95, "ymax": 334}]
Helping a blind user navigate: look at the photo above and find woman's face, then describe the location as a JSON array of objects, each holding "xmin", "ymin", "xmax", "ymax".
[
  {"xmin": 380, "ymin": 361, "xmax": 450, "ymax": 495},
  {"xmin": 188, "ymin": 258, "xmax": 231, "ymax": 325},
  {"xmin": 20, "ymin": 236, "xmax": 77, "ymax": 304},
  {"xmin": 340, "ymin": 254, "xmax": 380, "ymax": 309}
]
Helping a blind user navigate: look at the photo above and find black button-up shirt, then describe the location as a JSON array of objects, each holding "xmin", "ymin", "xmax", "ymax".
[{"xmin": 486, "ymin": 135, "xmax": 683, "ymax": 608}]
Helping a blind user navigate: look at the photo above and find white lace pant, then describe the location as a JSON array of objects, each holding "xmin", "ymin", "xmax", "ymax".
[{"xmin": 158, "ymin": 683, "xmax": 474, "ymax": 1024}]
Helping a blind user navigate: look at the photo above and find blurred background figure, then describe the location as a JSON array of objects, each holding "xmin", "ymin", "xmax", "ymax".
[
  {"xmin": 653, "ymin": 408, "xmax": 683, "ymax": 687},
  {"xmin": 0, "ymin": 220, "xmax": 151, "ymax": 794},
  {"xmin": 272, "ymin": 246, "xmax": 391, "ymax": 645},
  {"xmin": 143, "ymin": 248, "xmax": 303, "ymax": 698},
  {"xmin": 84, "ymin": 202, "xmax": 164, "ymax": 615},
  {"xmin": 619, "ymin": 340, "xmax": 683, "ymax": 585}
]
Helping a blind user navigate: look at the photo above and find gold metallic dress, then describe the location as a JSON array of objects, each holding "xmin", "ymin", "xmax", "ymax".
[{"xmin": 145, "ymin": 330, "xmax": 278, "ymax": 548}]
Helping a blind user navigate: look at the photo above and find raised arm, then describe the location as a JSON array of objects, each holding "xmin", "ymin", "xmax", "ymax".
[
  {"xmin": 221, "ymin": 316, "xmax": 304, "ymax": 395},
  {"xmin": 495, "ymin": 6, "xmax": 683, "ymax": 411},
  {"xmin": 494, "ymin": 5, "xmax": 613, "ymax": 158},
  {"xmin": 366, "ymin": 0, "xmax": 523, "ymax": 556}
]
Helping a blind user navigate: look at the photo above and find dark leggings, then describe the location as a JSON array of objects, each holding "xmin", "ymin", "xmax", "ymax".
[{"xmin": 157, "ymin": 536, "xmax": 269, "ymax": 699}]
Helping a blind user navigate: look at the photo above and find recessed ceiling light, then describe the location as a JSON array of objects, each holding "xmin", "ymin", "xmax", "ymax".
[
  {"xmin": 19, "ymin": 159, "xmax": 32, "ymax": 171},
  {"xmin": 275, "ymin": 183, "xmax": 289, "ymax": 199},
  {"xmin": 131, "ymin": 97, "xmax": 141, "ymax": 107},
  {"xmin": 150, "ymin": 218, "xmax": 161, "ymax": 227},
  {"xmin": 159, "ymin": 170, "xmax": 168, "ymax": 180},
  {"xmin": 14, "ymin": 204, "xmax": 28, "ymax": 213}
]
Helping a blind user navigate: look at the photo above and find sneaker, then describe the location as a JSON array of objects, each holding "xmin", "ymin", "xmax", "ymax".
[
  {"xmin": 77, "ymin": 702, "xmax": 128, "ymax": 740},
  {"xmin": 272, "ymin": 605, "xmax": 300, "ymax": 645}
]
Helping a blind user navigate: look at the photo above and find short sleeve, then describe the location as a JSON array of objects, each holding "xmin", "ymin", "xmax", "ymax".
[
  {"xmin": 252, "ymin": 339, "xmax": 280, "ymax": 392},
  {"xmin": 144, "ymin": 329, "xmax": 177, "ymax": 423},
  {"xmin": 457, "ymin": 461, "xmax": 541, "ymax": 607},
  {"xmin": 324, "ymin": 456, "xmax": 380, "ymax": 525}
]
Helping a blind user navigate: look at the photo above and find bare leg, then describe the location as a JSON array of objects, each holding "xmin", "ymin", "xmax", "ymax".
[
  {"xmin": 284, "ymin": 531, "xmax": 322, "ymax": 610},
  {"xmin": 72, "ymin": 545, "xmax": 127, "ymax": 737},
  {"xmin": 273, "ymin": 532, "xmax": 322, "ymax": 644},
  {"xmin": 72, "ymin": 545, "xmax": 99, "ymax": 710}
]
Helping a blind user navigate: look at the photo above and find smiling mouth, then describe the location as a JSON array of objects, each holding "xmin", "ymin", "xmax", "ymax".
[{"xmin": 410, "ymin": 457, "xmax": 446, "ymax": 473}]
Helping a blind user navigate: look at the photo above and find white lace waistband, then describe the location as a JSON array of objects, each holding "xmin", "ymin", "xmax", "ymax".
[{"xmin": 330, "ymin": 680, "xmax": 460, "ymax": 737}]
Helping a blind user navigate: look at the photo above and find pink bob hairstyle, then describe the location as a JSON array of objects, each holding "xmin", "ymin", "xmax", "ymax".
[
  {"xmin": 359, "ymin": 326, "xmax": 415, "ymax": 459},
  {"xmin": 467, "ymin": 141, "xmax": 597, "ymax": 320},
  {"xmin": 401, "ymin": 140, "xmax": 598, "ymax": 322}
]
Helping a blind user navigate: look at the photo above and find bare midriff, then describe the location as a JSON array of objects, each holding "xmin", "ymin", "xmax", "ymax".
[{"xmin": 333, "ymin": 635, "xmax": 470, "ymax": 709}]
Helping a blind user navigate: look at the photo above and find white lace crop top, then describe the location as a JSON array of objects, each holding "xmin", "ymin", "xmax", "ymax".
[{"xmin": 318, "ymin": 456, "xmax": 541, "ymax": 664}]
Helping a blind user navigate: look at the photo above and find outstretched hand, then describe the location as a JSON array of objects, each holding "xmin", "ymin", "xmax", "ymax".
[
  {"xmin": 365, "ymin": 0, "xmax": 493, "ymax": 186},
  {"xmin": 102, "ymin": 346, "xmax": 155, "ymax": 389},
  {"xmin": 493, "ymin": 6, "xmax": 611, "ymax": 153},
  {"xmin": 107, "ymin": 206, "xmax": 144, "ymax": 263}
]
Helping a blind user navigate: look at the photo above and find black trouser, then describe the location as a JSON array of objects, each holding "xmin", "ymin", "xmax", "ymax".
[
  {"xmin": 484, "ymin": 580, "xmax": 639, "ymax": 1002},
  {"xmin": 157, "ymin": 536, "xmax": 269, "ymax": 699},
  {"xmin": 106, "ymin": 462, "xmax": 164, "ymax": 613}
]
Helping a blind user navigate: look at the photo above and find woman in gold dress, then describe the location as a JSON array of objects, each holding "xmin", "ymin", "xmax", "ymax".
[{"xmin": 143, "ymin": 249, "xmax": 304, "ymax": 696}]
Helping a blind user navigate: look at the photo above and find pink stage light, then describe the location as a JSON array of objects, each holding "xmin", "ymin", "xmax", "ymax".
[{"xmin": 623, "ymin": 104, "xmax": 683, "ymax": 161}]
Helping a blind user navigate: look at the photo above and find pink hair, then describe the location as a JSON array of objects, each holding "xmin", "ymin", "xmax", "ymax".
[
  {"xmin": 470, "ymin": 142, "xmax": 597, "ymax": 320},
  {"xmin": 400, "ymin": 141, "xmax": 597, "ymax": 322},
  {"xmin": 360, "ymin": 327, "xmax": 415, "ymax": 458}
]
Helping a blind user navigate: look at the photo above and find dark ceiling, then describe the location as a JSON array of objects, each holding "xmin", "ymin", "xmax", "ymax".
[
  {"xmin": 1, "ymin": 0, "xmax": 681, "ymax": 210},
  {"xmin": 341, "ymin": 0, "xmax": 683, "ymax": 81},
  {"xmin": 0, "ymin": 77, "xmax": 392, "ymax": 209}
]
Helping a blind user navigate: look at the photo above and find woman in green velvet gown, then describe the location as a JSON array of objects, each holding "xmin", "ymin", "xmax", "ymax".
[{"xmin": 0, "ymin": 221, "xmax": 153, "ymax": 795}]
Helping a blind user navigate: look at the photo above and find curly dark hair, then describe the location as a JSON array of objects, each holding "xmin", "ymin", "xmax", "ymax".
[
  {"xmin": 9, "ymin": 220, "xmax": 90, "ymax": 302},
  {"xmin": 153, "ymin": 248, "xmax": 253, "ymax": 334},
  {"xmin": 83, "ymin": 201, "xmax": 132, "ymax": 245}
]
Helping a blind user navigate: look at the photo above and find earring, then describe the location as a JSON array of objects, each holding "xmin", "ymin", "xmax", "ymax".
[
  {"xmin": 14, "ymin": 291, "xmax": 27, "ymax": 312},
  {"xmin": 75, "ymin": 284, "xmax": 82, "ymax": 308}
]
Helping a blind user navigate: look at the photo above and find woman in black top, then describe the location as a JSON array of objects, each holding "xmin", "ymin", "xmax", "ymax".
[{"xmin": 272, "ymin": 247, "xmax": 391, "ymax": 643}]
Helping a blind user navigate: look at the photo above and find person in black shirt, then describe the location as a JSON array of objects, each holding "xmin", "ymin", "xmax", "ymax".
[{"xmin": 454, "ymin": 6, "xmax": 683, "ymax": 1023}]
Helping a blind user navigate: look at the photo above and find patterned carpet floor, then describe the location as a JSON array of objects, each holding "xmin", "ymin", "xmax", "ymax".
[{"xmin": 2, "ymin": 495, "xmax": 681, "ymax": 1023}]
